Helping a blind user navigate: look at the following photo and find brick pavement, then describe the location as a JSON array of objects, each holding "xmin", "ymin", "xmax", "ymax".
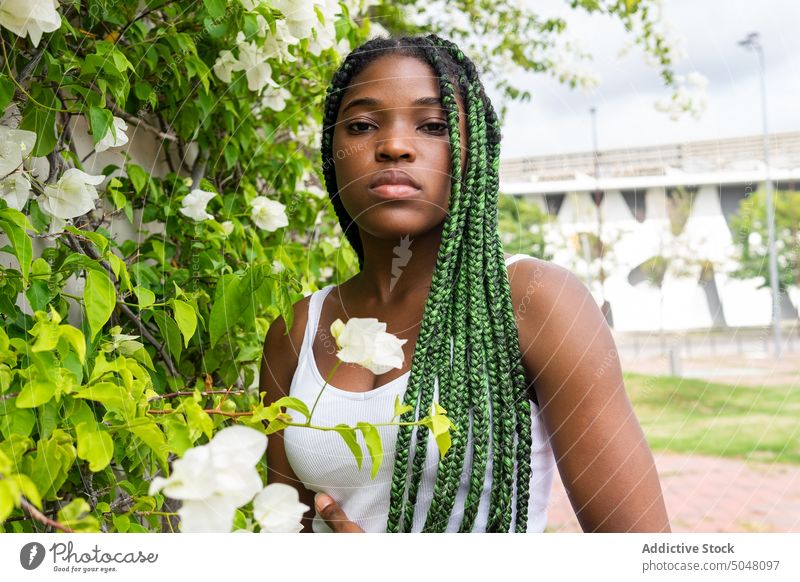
[{"xmin": 544, "ymin": 452, "xmax": 800, "ymax": 532}]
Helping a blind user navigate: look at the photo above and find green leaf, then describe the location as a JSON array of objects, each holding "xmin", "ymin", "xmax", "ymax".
[
  {"xmin": 19, "ymin": 86, "xmax": 58, "ymax": 156},
  {"xmin": 0, "ymin": 73, "xmax": 14, "ymax": 114},
  {"xmin": 106, "ymin": 252, "xmax": 132, "ymax": 292},
  {"xmin": 334, "ymin": 424, "xmax": 362, "ymax": 471},
  {"xmin": 30, "ymin": 319, "xmax": 59, "ymax": 352},
  {"xmin": 88, "ymin": 107, "xmax": 112, "ymax": 146},
  {"xmin": 152, "ymin": 310, "xmax": 182, "ymax": 362},
  {"xmin": 16, "ymin": 380, "xmax": 56, "ymax": 408},
  {"xmin": 179, "ymin": 398, "xmax": 213, "ymax": 441},
  {"xmin": 133, "ymin": 286, "xmax": 155, "ymax": 309},
  {"xmin": 393, "ymin": 394, "xmax": 414, "ymax": 420},
  {"xmin": 84, "ymin": 269, "xmax": 116, "ymax": 341},
  {"xmin": 203, "ymin": 0, "xmax": 227, "ymax": 18},
  {"xmin": 57, "ymin": 498, "xmax": 100, "ymax": 532},
  {"xmin": 427, "ymin": 402, "xmax": 458, "ymax": 460},
  {"xmin": 127, "ymin": 164, "xmax": 148, "ymax": 194},
  {"xmin": 74, "ymin": 381, "xmax": 135, "ymax": 420},
  {"xmin": 272, "ymin": 396, "xmax": 310, "ymax": 422},
  {"xmin": 0, "ymin": 480, "xmax": 18, "ymax": 522},
  {"xmin": 356, "ymin": 422, "xmax": 383, "ymax": 479},
  {"xmin": 209, "ymin": 274, "xmax": 241, "ymax": 347},
  {"xmin": 59, "ymin": 325, "xmax": 86, "ymax": 364},
  {"xmin": 75, "ymin": 422, "xmax": 114, "ymax": 472},
  {"xmin": 171, "ymin": 299, "xmax": 196, "ymax": 348},
  {"xmin": 127, "ymin": 420, "xmax": 169, "ymax": 470},
  {"xmin": 112, "ymin": 513, "xmax": 130, "ymax": 533},
  {"xmin": 0, "ymin": 218, "xmax": 32, "ymax": 284},
  {"xmin": 65, "ymin": 225, "xmax": 109, "ymax": 253}
]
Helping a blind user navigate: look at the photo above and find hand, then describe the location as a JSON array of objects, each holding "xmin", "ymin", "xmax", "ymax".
[{"xmin": 314, "ymin": 493, "xmax": 365, "ymax": 533}]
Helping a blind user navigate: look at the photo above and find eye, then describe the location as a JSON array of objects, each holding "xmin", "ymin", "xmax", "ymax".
[
  {"xmin": 347, "ymin": 121, "xmax": 374, "ymax": 133},
  {"xmin": 423, "ymin": 121, "xmax": 448, "ymax": 134}
]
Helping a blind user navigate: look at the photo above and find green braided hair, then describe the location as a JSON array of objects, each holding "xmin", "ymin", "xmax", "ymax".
[{"xmin": 319, "ymin": 34, "xmax": 537, "ymax": 533}]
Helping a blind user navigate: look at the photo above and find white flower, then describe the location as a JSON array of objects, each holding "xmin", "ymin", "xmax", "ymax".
[
  {"xmin": 320, "ymin": 266, "xmax": 333, "ymax": 279},
  {"xmin": 213, "ymin": 49, "xmax": 238, "ymax": 83},
  {"xmin": 179, "ymin": 189, "xmax": 216, "ymax": 222},
  {"xmin": 271, "ymin": 0, "xmax": 319, "ymax": 40},
  {"xmin": 330, "ymin": 317, "xmax": 407, "ymax": 375},
  {"xmin": 250, "ymin": 196, "xmax": 288, "ymax": 231},
  {"xmin": 149, "ymin": 426, "xmax": 268, "ymax": 533},
  {"xmin": 220, "ymin": 220, "xmax": 234, "ymax": 236},
  {"xmin": 94, "ymin": 116, "xmax": 129, "ymax": 153},
  {"xmin": 260, "ymin": 85, "xmax": 292, "ymax": 112},
  {"xmin": 252, "ymin": 483, "xmax": 310, "ymax": 533},
  {"xmin": 0, "ymin": 126, "xmax": 37, "ymax": 177},
  {"xmin": 0, "ymin": 0, "xmax": 61, "ymax": 48},
  {"xmin": 40, "ymin": 168, "xmax": 104, "ymax": 220},
  {"xmin": 0, "ymin": 173, "xmax": 31, "ymax": 210},
  {"xmin": 271, "ymin": 259, "xmax": 284, "ymax": 273},
  {"xmin": 307, "ymin": 17, "xmax": 338, "ymax": 56},
  {"xmin": 231, "ymin": 38, "xmax": 280, "ymax": 93},
  {"xmin": 260, "ymin": 19, "xmax": 300, "ymax": 63}
]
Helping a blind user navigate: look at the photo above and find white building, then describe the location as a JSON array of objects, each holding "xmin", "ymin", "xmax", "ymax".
[{"xmin": 499, "ymin": 132, "xmax": 800, "ymax": 333}]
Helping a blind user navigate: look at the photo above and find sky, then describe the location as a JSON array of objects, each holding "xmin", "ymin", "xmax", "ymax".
[{"xmin": 489, "ymin": 0, "xmax": 800, "ymax": 160}]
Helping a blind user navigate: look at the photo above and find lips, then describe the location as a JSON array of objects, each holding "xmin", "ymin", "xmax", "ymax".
[{"xmin": 368, "ymin": 170, "xmax": 422, "ymax": 199}]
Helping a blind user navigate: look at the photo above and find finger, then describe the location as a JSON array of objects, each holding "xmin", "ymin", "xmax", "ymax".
[{"xmin": 315, "ymin": 493, "xmax": 363, "ymax": 533}]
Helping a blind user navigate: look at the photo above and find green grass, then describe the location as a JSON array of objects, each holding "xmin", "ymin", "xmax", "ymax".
[{"xmin": 623, "ymin": 372, "xmax": 800, "ymax": 465}]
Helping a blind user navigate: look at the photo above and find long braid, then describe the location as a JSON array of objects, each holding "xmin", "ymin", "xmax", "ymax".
[
  {"xmin": 421, "ymin": 70, "xmax": 481, "ymax": 531},
  {"xmin": 399, "ymin": 43, "xmax": 470, "ymax": 531},
  {"xmin": 319, "ymin": 33, "xmax": 534, "ymax": 533}
]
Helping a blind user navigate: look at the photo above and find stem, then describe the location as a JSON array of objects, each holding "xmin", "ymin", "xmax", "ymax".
[
  {"xmin": 147, "ymin": 389, "xmax": 245, "ymax": 402},
  {"xmin": 306, "ymin": 359, "xmax": 343, "ymax": 425},
  {"xmin": 19, "ymin": 497, "xmax": 75, "ymax": 533}
]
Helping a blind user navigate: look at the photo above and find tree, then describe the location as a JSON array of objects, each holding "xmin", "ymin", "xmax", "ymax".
[{"xmin": 729, "ymin": 188, "xmax": 800, "ymax": 319}]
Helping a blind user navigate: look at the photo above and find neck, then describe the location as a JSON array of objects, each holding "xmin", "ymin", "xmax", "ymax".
[{"xmin": 349, "ymin": 224, "xmax": 445, "ymax": 305}]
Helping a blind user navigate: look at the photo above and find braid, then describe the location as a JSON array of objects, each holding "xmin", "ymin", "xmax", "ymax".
[{"xmin": 319, "ymin": 33, "xmax": 535, "ymax": 533}]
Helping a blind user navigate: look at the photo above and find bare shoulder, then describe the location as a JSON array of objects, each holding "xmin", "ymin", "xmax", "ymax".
[
  {"xmin": 259, "ymin": 292, "xmax": 313, "ymax": 401},
  {"xmin": 506, "ymin": 256, "xmax": 606, "ymax": 402}
]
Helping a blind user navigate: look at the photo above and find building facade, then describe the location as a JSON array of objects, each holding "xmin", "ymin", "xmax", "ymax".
[{"xmin": 499, "ymin": 132, "xmax": 800, "ymax": 333}]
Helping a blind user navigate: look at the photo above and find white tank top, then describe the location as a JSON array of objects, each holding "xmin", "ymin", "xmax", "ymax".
[{"xmin": 283, "ymin": 254, "xmax": 556, "ymax": 532}]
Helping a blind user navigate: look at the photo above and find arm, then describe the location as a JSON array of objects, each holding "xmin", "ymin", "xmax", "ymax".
[
  {"xmin": 259, "ymin": 301, "xmax": 319, "ymax": 533},
  {"xmin": 510, "ymin": 259, "xmax": 671, "ymax": 532}
]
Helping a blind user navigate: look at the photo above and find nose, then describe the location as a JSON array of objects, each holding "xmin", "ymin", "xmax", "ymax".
[{"xmin": 375, "ymin": 132, "xmax": 416, "ymax": 163}]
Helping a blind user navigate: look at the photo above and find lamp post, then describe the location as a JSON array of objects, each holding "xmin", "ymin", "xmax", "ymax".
[{"xmin": 738, "ymin": 32, "xmax": 783, "ymax": 359}]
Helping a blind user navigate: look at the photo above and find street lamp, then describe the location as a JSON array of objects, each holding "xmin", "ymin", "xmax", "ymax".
[{"xmin": 738, "ymin": 32, "xmax": 783, "ymax": 359}]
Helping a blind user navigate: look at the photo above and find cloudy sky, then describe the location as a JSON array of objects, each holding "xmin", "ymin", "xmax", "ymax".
[{"xmin": 489, "ymin": 0, "xmax": 800, "ymax": 160}]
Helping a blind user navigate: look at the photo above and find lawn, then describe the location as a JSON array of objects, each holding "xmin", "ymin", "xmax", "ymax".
[{"xmin": 623, "ymin": 372, "xmax": 800, "ymax": 465}]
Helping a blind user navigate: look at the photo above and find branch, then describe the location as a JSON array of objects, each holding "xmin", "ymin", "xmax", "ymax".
[
  {"xmin": 63, "ymin": 234, "xmax": 180, "ymax": 377},
  {"xmin": 147, "ymin": 389, "xmax": 244, "ymax": 402},
  {"xmin": 20, "ymin": 497, "xmax": 75, "ymax": 533},
  {"xmin": 108, "ymin": 102, "xmax": 178, "ymax": 142}
]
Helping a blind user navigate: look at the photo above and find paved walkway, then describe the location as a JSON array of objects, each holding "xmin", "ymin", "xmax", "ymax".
[{"xmin": 545, "ymin": 451, "xmax": 800, "ymax": 532}]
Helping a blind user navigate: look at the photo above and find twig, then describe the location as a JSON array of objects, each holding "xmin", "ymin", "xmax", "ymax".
[
  {"xmin": 147, "ymin": 389, "xmax": 245, "ymax": 402},
  {"xmin": 63, "ymin": 233, "xmax": 180, "ymax": 377},
  {"xmin": 108, "ymin": 101, "xmax": 178, "ymax": 142},
  {"xmin": 20, "ymin": 497, "xmax": 75, "ymax": 533}
]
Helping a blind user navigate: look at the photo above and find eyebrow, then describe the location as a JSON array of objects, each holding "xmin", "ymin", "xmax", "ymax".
[{"xmin": 340, "ymin": 96, "xmax": 443, "ymax": 115}]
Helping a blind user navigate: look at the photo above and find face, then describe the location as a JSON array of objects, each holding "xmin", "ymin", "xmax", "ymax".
[{"xmin": 331, "ymin": 54, "xmax": 467, "ymax": 240}]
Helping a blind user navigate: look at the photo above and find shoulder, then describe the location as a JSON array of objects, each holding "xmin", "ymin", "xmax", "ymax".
[
  {"xmin": 506, "ymin": 256, "xmax": 607, "ymax": 401},
  {"xmin": 506, "ymin": 255, "xmax": 586, "ymax": 319},
  {"xmin": 259, "ymin": 291, "xmax": 315, "ymax": 401}
]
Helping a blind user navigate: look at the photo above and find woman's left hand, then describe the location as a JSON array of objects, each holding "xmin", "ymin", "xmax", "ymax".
[{"xmin": 315, "ymin": 493, "xmax": 365, "ymax": 533}]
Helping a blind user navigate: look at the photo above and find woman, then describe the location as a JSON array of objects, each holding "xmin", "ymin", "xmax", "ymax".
[{"xmin": 259, "ymin": 34, "xmax": 670, "ymax": 533}]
